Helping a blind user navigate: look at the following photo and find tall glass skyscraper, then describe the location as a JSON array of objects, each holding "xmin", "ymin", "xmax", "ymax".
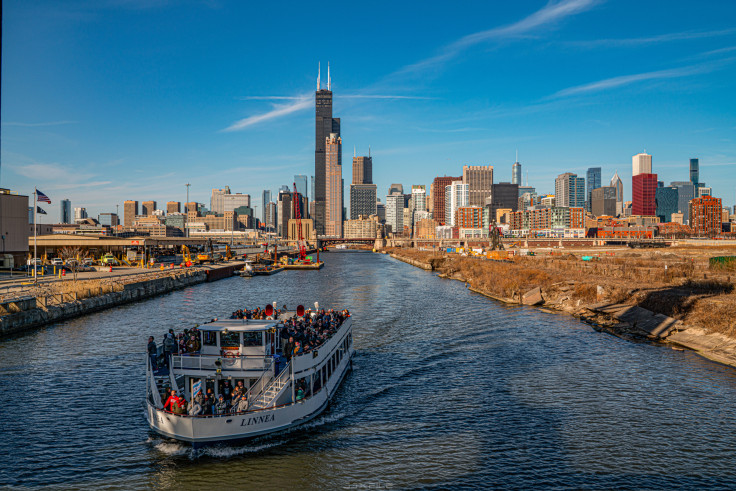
[
  {"xmin": 586, "ymin": 167, "xmax": 601, "ymax": 212},
  {"xmin": 261, "ymin": 189, "xmax": 271, "ymax": 224},
  {"xmin": 60, "ymin": 199, "xmax": 72, "ymax": 224},
  {"xmin": 294, "ymin": 175, "xmax": 308, "ymax": 201},
  {"xmin": 690, "ymin": 158, "xmax": 699, "ymax": 189}
]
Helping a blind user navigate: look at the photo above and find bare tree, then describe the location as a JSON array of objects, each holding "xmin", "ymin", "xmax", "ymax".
[{"xmin": 60, "ymin": 246, "xmax": 90, "ymax": 283}]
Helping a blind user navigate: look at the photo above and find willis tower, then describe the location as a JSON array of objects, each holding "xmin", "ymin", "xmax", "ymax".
[{"xmin": 314, "ymin": 63, "xmax": 340, "ymax": 236}]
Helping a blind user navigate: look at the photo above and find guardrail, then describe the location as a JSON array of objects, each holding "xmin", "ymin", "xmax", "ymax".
[{"xmin": 172, "ymin": 353, "xmax": 271, "ymax": 372}]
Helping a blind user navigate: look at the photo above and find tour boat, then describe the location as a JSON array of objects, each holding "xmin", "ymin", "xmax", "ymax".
[{"xmin": 145, "ymin": 305, "xmax": 354, "ymax": 446}]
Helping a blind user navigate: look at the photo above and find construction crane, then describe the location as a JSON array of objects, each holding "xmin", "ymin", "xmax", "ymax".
[{"xmin": 293, "ymin": 182, "xmax": 307, "ymax": 261}]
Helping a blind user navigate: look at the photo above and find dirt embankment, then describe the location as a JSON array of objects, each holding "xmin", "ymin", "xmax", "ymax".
[{"xmin": 387, "ymin": 247, "xmax": 736, "ymax": 364}]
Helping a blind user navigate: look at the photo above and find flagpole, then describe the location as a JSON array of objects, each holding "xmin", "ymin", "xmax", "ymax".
[{"xmin": 34, "ymin": 187, "xmax": 38, "ymax": 283}]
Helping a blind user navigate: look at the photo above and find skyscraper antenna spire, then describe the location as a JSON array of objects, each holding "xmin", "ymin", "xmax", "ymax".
[
  {"xmin": 526, "ymin": 170, "xmax": 529, "ymax": 186},
  {"xmin": 327, "ymin": 62, "xmax": 331, "ymax": 91},
  {"xmin": 317, "ymin": 62, "xmax": 321, "ymax": 91},
  {"xmin": 368, "ymin": 145, "xmax": 371, "ymax": 158}
]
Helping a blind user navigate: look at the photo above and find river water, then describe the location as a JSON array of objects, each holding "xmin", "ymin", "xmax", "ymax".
[{"xmin": 2, "ymin": 251, "xmax": 736, "ymax": 489}]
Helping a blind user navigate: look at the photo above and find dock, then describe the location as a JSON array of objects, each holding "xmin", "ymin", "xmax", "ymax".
[{"xmin": 283, "ymin": 261, "xmax": 324, "ymax": 270}]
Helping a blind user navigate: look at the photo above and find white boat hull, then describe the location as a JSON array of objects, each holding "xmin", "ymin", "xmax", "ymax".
[{"xmin": 147, "ymin": 339, "xmax": 354, "ymax": 446}]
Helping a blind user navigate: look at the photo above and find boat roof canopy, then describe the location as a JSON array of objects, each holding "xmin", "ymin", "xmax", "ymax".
[{"xmin": 197, "ymin": 319, "xmax": 280, "ymax": 332}]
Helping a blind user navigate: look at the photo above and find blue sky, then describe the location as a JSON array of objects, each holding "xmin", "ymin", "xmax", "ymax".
[{"xmin": 2, "ymin": 0, "xmax": 735, "ymax": 220}]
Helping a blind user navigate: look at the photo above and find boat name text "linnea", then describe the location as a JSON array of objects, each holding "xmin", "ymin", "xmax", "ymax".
[{"xmin": 241, "ymin": 414, "xmax": 275, "ymax": 426}]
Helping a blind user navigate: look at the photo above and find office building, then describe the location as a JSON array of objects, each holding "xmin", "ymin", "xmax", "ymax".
[
  {"xmin": 166, "ymin": 201, "xmax": 181, "ymax": 214},
  {"xmin": 376, "ymin": 201, "xmax": 385, "ymax": 222},
  {"xmin": 294, "ymin": 175, "xmax": 308, "ymax": 202},
  {"xmin": 463, "ymin": 165, "xmax": 493, "ymax": 209},
  {"xmin": 655, "ymin": 186, "xmax": 679, "ymax": 223},
  {"xmin": 555, "ymin": 173, "xmax": 585, "ymax": 208},
  {"xmin": 431, "ymin": 176, "xmax": 462, "ymax": 224},
  {"xmin": 690, "ymin": 196, "xmax": 722, "ymax": 236},
  {"xmin": 610, "ymin": 171, "xmax": 624, "ymax": 215},
  {"xmin": 210, "ymin": 187, "xmax": 231, "ymax": 215},
  {"xmin": 60, "ymin": 199, "xmax": 72, "ymax": 224},
  {"xmin": 388, "ymin": 183, "xmax": 404, "ymax": 196},
  {"xmin": 350, "ymin": 184, "xmax": 377, "ymax": 219},
  {"xmin": 632, "ymin": 173, "xmax": 658, "ymax": 216},
  {"xmin": 184, "ymin": 202, "xmax": 198, "ymax": 215},
  {"xmin": 457, "ymin": 206, "xmax": 483, "ymax": 229},
  {"xmin": 261, "ymin": 190, "xmax": 272, "ymax": 224},
  {"xmin": 265, "ymin": 201, "xmax": 277, "ymax": 231},
  {"xmin": 0, "ymin": 189, "xmax": 29, "ymax": 265},
  {"xmin": 632, "ymin": 153, "xmax": 652, "ymax": 176},
  {"xmin": 690, "ymin": 158, "xmax": 699, "ymax": 189},
  {"xmin": 512, "ymin": 161, "xmax": 521, "ymax": 186},
  {"xmin": 670, "ymin": 181, "xmax": 695, "ymax": 224},
  {"xmin": 411, "ymin": 185, "xmax": 427, "ymax": 212},
  {"xmin": 165, "ymin": 213, "xmax": 186, "ymax": 232},
  {"xmin": 73, "ymin": 207, "xmax": 88, "ymax": 223},
  {"xmin": 586, "ymin": 167, "xmax": 601, "ymax": 212},
  {"xmin": 123, "ymin": 201, "xmax": 139, "ymax": 227},
  {"xmin": 98, "ymin": 213, "xmax": 119, "ymax": 227},
  {"xmin": 444, "ymin": 181, "xmax": 469, "ymax": 227},
  {"xmin": 344, "ymin": 214, "xmax": 382, "ymax": 239},
  {"xmin": 517, "ymin": 185, "xmax": 536, "ymax": 197},
  {"xmin": 223, "ymin": 193, "xmax": 251, "ymax": 213},
  {"xmin": 591, "ymin": 186, "xmax": 617, "ymax": 217},
  {"xmin": 385, "ymin": 194, "xmax": 404, "ymax": 235},
  {"xmin": 698, "ymin": 186, "xmax": 712, "ymax": 197},
  {"xmin": 352, "ymin": 153, "xmax": 372, "ymax": 185},
  {"xmin": 489, "ymin": 182, "xmax": 519, "ymax": 221},
  {"xmin": 141, "ymin": 201, "xmax": 156, "ymax": 216},
  {"xmin": 324, "ymin": 133, "xmax": 343, "ymax": 237},
  {"xmin": 314, "ymin": 65, "xmax": 340, "ymax": 236}
]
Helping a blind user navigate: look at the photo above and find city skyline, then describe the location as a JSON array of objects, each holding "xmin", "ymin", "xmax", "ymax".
[{"xmin": 2, "ymin": 0, "xmax": 736, "ymax": 218}]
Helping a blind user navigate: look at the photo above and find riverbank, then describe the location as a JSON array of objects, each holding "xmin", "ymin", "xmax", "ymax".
[
  {"xmin": 0, "ymin": 262, "xmax": 244, "ymax": 337},
  {"xmin": 388, "ymin": 247, "xmax": 736, "ymax": 367}
]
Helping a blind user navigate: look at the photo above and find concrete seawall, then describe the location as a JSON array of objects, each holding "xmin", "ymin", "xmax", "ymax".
[{"xmin": 1, "ymin": 270, "xmax": 211, "ymax": 337}]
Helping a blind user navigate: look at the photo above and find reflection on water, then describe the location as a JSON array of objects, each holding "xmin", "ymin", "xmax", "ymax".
[{"xmin": 2, "ymin": 251, "xmax": 736, "ymax": 488}]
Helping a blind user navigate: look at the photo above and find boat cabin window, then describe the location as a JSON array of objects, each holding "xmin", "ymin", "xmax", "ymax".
[
  {"xmin": 220, "ymin": 331, "xmax": 240, "ymax": 348},
  {"xmin": 202, "ymin": 331, "xmax": 217, "ymax": 346},
  {"xmin": 242, "ymin": 331, "xmax": 263, "ymax": 347}
]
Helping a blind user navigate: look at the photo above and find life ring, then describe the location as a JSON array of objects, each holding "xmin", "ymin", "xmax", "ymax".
[{"xmin": 223, "ymin": 351, "xmax": 238, "ymax": 358}]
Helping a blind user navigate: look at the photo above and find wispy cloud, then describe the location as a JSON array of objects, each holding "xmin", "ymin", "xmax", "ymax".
[
  {"xmin": 236, "ymin": 96, "xmax": 306, "ymax": 101},
  {"xmin": 397, "ymin": 0, "xmax": 599, "ymax": 75},
  {"xmin": 339, "ymin": 94, "xmax": 437, "ymax": 100},
  {"xmin": 2, "ymin": 120, "xmax": 78, "ymax": 127},
  {"xmin": 222, "ymin": 94, "xmax": 312, "ymax": 132},
  {"xmin": 564, "ymin": 28, "xmax": 736, "ymax": 48},
  {"xmin": 548, "ymin": 58, "xmax": 735, "ymax": 98}
]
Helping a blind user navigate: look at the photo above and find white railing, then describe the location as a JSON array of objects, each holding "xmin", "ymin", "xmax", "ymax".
[
  {"xmin": 172, "ymin": 353, "xmax": 270, "ymax": 372},
  {"xmin": 244, "ymin": 358, "xmax": 278, "ymax": 406}
]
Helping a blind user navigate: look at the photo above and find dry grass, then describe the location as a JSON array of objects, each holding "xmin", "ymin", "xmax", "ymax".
[{"xmin": 388, "ymin": 246, "xmax": 736, "ymax": 338}]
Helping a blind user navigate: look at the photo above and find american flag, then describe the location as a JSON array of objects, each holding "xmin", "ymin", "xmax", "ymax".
[{"xmin": 36, "ymin": 189, "xmax": 51, "ymax": 204}]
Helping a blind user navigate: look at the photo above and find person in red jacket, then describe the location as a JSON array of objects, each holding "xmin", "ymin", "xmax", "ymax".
[{"xmin": 164, "ymin": 390, "xmax": 180, "ymax": 413}]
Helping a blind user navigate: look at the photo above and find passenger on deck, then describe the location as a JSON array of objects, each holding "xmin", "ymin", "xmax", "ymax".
[
  {"xmin": 215, "ymin": 394, "xmax": 227, "ymax": 415},
  {"xmin": 203, "ymin": 389, "xmax": 214, "ymax": 415},
  {"xmin": 164, "ymin": 390, "xmax": 180, "ymax": 412},
  {"xmin": 147, "ymin": 336, "xmax": 157, "ymax": 370},
  {"xmin": 174, "ymin": 397, "xmax": 187, "ymax": 415},
  {"xmin": 186, "ymin": 334, "xmax": 200, "ymax": 353},
  {"xmin": 283, "ymin": 337, "xmax": 294, "ymax": 361},
  {"xmin": 188, "ymin": 397, "xmax": 202, "ymax": 416},
  {"xmin": 163, "ymin": 334, "xmax": 175, "ymax": 368},
  {"xmin": 222, "ymin": 380, "xmax": 232, "ymax": 402}
]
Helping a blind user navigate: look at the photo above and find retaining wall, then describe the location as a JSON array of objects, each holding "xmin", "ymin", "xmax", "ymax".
[{"xmin": 0, "ymin": 271, "xmax": 206, "ymax": 337}]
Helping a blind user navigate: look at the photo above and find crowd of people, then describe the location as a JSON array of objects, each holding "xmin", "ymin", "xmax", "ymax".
[{"xmin": 162, "ymin": 380, "xmax": 250, "ymax": 416}]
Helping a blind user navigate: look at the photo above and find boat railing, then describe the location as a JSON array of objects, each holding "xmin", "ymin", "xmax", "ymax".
[
  {"xmin": 244, "ymin": 358, "xmax": 278, "ymax": 403},
  {"xmin": 172, "ymin": 353, "xmax": 270, "ymax": 371}
]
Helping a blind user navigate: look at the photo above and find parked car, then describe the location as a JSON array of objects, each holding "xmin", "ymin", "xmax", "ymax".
[{"xmin": 51, "ymin": 258, "xmax": 63, "ymax": 266}]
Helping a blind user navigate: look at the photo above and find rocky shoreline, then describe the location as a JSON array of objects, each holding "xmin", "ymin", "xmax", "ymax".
[{"xmin": 388, "ymin": 250, "xmax": 736, "ymax": 368}]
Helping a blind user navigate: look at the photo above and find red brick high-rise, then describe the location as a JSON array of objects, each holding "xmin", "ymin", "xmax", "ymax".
[
  {"xmin": 690, "ymin": 196, "xmax": 722, "ymax": 236},
  {"xmin": 632, "ymin": 173, "xmax": 657, "ymax": 216},
  {"xmin": 431, "ymin": 176, "xmax": 462, "ymax": 225}
]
